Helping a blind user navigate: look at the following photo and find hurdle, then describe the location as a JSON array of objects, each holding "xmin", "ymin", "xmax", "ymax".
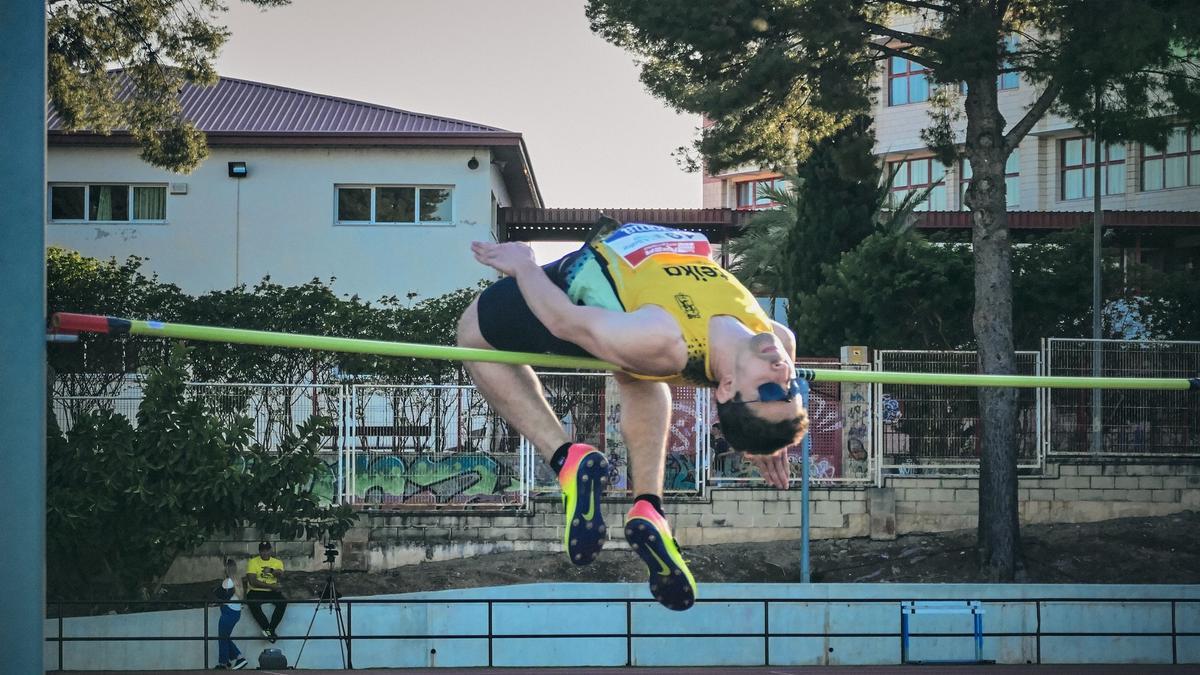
[{"xmin": 901, "ymin": 599, "xmax": 988, "ymax": 664}]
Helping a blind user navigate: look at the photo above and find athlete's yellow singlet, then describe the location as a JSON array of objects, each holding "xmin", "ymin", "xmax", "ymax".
[{"xmin": 588, "ymin": 223, "xmax": 773, "ymax": 386}]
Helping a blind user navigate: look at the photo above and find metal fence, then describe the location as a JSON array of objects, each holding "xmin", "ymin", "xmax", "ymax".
[
  {"xmin": 51, "ymin": 339, "xmax": 1194, "ymax": 498},
  {"xmin": 1046, "ymin": 338, "xmax": 1200, "ymax": 457},
  {"xmin": 874, "ymin": 350, "xmax": 1044, "ymax": 477},
  {"xmin": 708, "ymin": 358, "xmax": 875, "ymax": 487},
  {"xmin": 52, "ymin": 381, "xmax": 349, "ymax": 505},
  {"xmin": 48, "ymin": 372, "xmax": 721, "ymax": 510}
]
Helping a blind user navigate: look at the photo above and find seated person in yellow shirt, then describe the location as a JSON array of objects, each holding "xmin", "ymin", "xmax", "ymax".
[{"xmin": 243, "ymin": 541, "xmax": 286, "ymax": 642}]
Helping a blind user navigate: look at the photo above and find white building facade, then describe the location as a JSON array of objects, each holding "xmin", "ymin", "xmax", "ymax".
[{"xmin": 48, "ymin": 75, "xmax": 542, "ymax": 302}]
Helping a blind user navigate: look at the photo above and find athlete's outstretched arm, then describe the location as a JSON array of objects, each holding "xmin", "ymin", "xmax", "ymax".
[{"xmin": 471, "ymin": 241, "xmax": 681, "ymax": 375}]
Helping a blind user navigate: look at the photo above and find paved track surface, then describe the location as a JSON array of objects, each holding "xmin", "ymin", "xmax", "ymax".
[{"xmin": 62, "ymin": 666, "xmax": 1200, "ymax": 674}]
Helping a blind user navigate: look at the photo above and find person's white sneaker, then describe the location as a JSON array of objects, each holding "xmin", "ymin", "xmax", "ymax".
[{"xmin": 230, "ymin": 656, "xmax": 248, "ymax": 670}]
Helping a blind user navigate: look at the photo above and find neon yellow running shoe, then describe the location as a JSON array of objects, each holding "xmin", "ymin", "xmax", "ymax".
[
  {"xmin": 558, "ymin": 443, "xmax": 608, "ymax": 565},
  {"xmin": 624, "ymin": 500, "xmax": 697, "ymax": 611}
]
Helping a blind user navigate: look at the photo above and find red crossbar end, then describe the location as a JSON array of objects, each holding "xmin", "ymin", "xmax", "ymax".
[{"xmin": 51, "ymin": 312, "xmax": 131, "ymax": 335}]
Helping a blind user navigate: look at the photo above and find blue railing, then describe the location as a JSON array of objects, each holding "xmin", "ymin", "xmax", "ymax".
[{"xmin": 47, "ymin": 596, "xmax": 1198, "ymax": 670}]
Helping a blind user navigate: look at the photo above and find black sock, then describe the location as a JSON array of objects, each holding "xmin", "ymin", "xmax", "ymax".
[
  {"xmin": 549, "ymin": 442, "xmax": 572, "ymax": 475},
  {"xmin": 635, "ymin": 493, "xmax": 664, "ymax": 516}
]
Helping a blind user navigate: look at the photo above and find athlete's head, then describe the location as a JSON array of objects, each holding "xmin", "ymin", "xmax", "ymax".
[{"xmin": 714, "ymin": 332, "xmax": 809, "ymax": 455}]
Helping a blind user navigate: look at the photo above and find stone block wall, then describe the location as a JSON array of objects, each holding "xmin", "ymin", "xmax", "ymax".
[{"xmin": 167, "ymin": 461, "xmax": 1199, "ymax": 582}]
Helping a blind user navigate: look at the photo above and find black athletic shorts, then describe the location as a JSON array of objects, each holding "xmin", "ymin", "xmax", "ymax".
[{"xmin": 475, "ymin": 251, "xmax": 593, "ymax": 358}]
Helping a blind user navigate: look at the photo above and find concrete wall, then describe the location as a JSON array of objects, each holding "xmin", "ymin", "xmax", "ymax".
[
  {"xmin": 45, "ymin": 582, "xmax": 1200, "ymax": 669},
  {"xmin": 47, "ymin": 145, "xmax": 501, "ymax": 302},
  {"xmin": 168, "ymin": 460, "xmax": 1200, "ymax": 583}
]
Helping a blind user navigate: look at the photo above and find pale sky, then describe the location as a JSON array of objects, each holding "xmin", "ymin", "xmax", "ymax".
[{"xmin": 214, "ymin": 0, "xmax": 703, "ymax": 220}]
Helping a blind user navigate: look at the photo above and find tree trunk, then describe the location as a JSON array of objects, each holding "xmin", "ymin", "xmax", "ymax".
[{"xmin": 963, "ymin": 77, "xmax": 1021, "ymax": 581}]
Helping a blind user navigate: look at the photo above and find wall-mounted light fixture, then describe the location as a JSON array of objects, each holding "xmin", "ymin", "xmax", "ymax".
[
  {"xmin": 228, "ymin": 161, "xmax": 248, "ymax": 178},
  {"xmin": 467, "ymin": 151, "xmax": 479, "ymax": 171}
]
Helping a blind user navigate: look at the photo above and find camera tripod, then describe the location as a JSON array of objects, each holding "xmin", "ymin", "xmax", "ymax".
[{"xmin": 295, "ymin": 546, "xmax": 351, "ymax": 669}]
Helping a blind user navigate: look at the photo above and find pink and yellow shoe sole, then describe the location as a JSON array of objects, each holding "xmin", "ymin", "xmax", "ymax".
[
  {"xmin": 559, "ymin": 443, "xmax": 609, "ymax": 565},
  {"xmin": 624, "ymin": 500, "xmax": 697, "ymax": 611}
]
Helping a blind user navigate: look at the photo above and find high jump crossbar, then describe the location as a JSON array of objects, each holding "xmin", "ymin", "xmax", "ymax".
[{"xmin": 51, "ymin": 313, "xmax": 1199, "ymax": 392}]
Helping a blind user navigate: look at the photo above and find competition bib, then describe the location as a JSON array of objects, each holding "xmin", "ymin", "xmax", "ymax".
[{"xmin": 603, "ymin": 223, "xmax": 712, "ymax": 267}]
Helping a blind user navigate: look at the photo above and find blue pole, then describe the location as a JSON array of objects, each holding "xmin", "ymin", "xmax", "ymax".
[
  {"xmin": 0, "ymin": 2, "xmax": 47, "ymax": 671},
  {"xmin": 799, "ymin": 380, "xmax": 811, "ymax": 583}
]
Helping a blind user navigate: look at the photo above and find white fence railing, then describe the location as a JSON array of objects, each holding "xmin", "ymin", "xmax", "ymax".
[
  {"xmin": 50, "ymin": 370, "xmax": 879, "ymax": 508},
  {"xmin": 51, "ymin": 340, "xmax": 1196, "ymax": 502}
]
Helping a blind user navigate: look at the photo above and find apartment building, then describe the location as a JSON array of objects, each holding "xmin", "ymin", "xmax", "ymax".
[{"xmin": 703, "ymin": 28, "xmax": 1200, "ymax": 269}]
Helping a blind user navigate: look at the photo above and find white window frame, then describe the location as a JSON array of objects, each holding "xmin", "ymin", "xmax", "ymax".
[
  {"xmin": 48, "ymin": 183, "xmax": 169, "ymax": 224},
  {"xmin": 334, "ymin": 184, "xmax": 455, "ymax": 226}
]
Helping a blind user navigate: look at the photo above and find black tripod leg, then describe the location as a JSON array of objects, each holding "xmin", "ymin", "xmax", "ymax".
[
  {"xmin": 294, "ymin": 578, "xmax": 331, "ymax": 668},
  {"xmin": 294, "ymin": 570, "xmax": 349, "ymax": 669},
  {"xmin": 333, "ymin": 598, "xmax": 349, "ymax": 669}
]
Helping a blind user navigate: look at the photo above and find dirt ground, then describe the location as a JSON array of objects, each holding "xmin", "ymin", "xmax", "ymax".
[{"xmin": 162, "ymin": 510, "xmax": 1200, "ymax": 605}]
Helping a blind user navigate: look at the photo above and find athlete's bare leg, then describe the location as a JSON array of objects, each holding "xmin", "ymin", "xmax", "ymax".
[
  {"xmin": 456, "ymin": 296, "xmax": 568, "ymax": 461},
  {"xmin": 613, "ymin": 372, "xmax": 670, "ymax": 497}
]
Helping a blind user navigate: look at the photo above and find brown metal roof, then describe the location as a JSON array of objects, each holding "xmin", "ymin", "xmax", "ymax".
[
  {"xmin": 916, "ymin": 210, "xmax": 1200, "ymax": 230},
  {"xmin": 47, "ymin": 71, "xmax": 508, "ymax": 135},
  {"xmin": 47, "ymin": 71, "xmax": 543, "ymax": 208},
  {"xmin": 499, "ymin": 208, "xmax": 1200, "ymax": 242},
  {"xmin": 499, "ymin": 207, "xmax": 755, "ymax": 241}
]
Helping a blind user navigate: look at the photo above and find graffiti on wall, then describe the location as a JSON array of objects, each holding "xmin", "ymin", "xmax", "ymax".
[
  {"xmin": 708, "ymin": 388, "xmax": 851, "ymax": 483},
  {"xmin": 603, "ymin": 380, "xmax": 700, "ymax": 492},
  {"xmin": 802, "ymin": 389, "xmax": 843, "ymax": 480},
  {"xmin": 842, "ymin": 384, "xmax": 871, "ymax": 479},
  {"xmin": 312, "ymin": 452, "xmax": 521, "ymax": 506}
]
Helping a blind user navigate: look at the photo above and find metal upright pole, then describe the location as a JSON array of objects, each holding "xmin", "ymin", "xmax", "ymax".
[
  {"xmin": 1091, "ymin": 90, "xmax": 1104, "ymax": 454},
  {"xmin": 0, "ymin": 2, "xmax": 48, "ymax": 671},
  {"xmin": 799, "ymin": 380, "xmax": 811, "ymax": 583}
]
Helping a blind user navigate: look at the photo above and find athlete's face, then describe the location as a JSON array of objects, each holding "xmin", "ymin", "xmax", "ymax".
[{"xmin": 723, "ymin": 332, "xmax": 805, "ymax": 423}]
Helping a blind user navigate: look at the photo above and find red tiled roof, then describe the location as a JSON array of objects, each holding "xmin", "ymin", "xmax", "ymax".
[{"xmin": 47, "ymin": 71, "xmax": 508, "ymax": 135}]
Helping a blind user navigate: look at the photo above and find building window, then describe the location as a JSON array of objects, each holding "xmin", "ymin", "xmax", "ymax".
[
  {"xmin": 1060, "ymin": 138, "xmax": 1126, "ymax": 200},
  {"xmin": 49, "ymin": 184, "xmax": 167, "ymax": 222},
  {"xmin": 960, "ymin": 36, "xmax": 1021, "ymax": 94},
  {"xmin": 997, "ymin": 36, "xmax": 1020, "ymax": 90},
  {"xmin": 960, "ymin": 150, "xmax": 1020, "ymax": 209},
  {"xmin": 889, "ymin": 56, "xmax": 929, "ymax": 106},
  {"xmin": 734, "ymin": 176, "xmax": 788, "ymax": 209},
  {"xmin": 335, "ymin": 185, "xmax": 454, "ymax": 224},
  {"xmin": 1142, "ymin": 126, "xmax": 1200, "ymax": 191},
  {"xmin": 888, "ymin": 157, "xmax": 947, "ymax": 211}
]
